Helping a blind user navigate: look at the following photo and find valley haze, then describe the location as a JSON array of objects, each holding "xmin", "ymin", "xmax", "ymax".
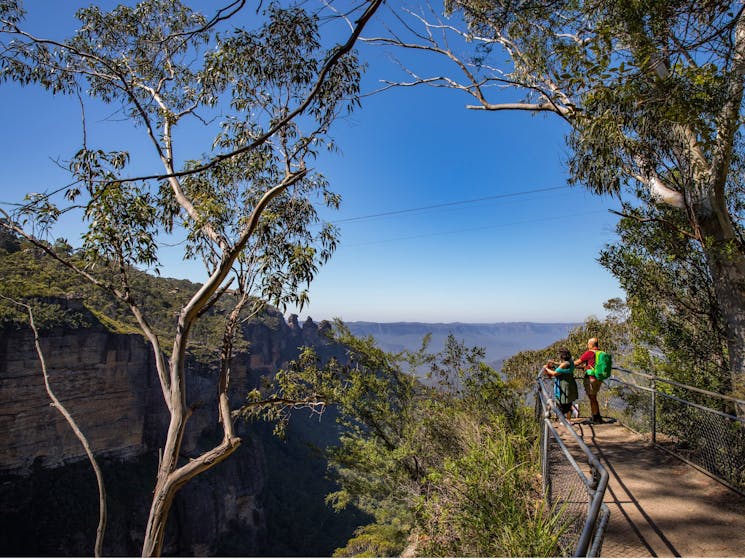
[{"xmin": 343, "ymin": 321, "xmax": 577, "ymax": 370}]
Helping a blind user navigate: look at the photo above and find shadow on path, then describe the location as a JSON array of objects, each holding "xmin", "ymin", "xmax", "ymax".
[{"xmin": 563, "ymin": 420, "xmax": 745, "ymax": 557}]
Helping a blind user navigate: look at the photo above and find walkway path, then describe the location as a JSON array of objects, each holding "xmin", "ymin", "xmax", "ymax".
[{"xmin": 564, "ymin": 420, "xmax": 745, "ymax": 557}]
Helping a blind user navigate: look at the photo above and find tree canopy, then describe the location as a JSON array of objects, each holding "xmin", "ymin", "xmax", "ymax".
[{"xmin": 248, "ymin": 322, "xmax": 565, "ymax": 557}]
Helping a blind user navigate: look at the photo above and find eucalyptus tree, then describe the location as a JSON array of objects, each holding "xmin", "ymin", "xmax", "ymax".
[
  {"xmin": 368, "ymin": 1, "xmax": 745, "ymax": 402},
  {"xmin": 600, "ymin": 198, "xmax": 732, "ymax": 392},
  {"xmin": 0, "ymin": 0, "xmax": 382, "ymax": 555}
]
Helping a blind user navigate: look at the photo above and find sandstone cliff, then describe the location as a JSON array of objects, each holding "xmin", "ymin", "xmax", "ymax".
[{"xmin": 0, "ymin": 301, "xmax": 356, "ymax": 556}]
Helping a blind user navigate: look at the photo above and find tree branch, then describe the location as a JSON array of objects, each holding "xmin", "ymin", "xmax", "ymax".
[
  {"xmin": 0, "ymin": 214, "xmax": 173, "ymax": 408},
  {"xmin": 609, "ymin": 209, "xmax": 697, "ymax": 240},
  {"xmin": 1, "ymin": 295, "xmax": 107, "ymax": 557},
  {"xmin": 93, "ymin": 0, "xmax": 385, "ymax": 187},
  {"xmin": 241, "ymin": 397, "xmax": 327, "ymax": 411},
  {"xmin": 363, "ymin": 31, "xmax": 574, "ymax": 118}
]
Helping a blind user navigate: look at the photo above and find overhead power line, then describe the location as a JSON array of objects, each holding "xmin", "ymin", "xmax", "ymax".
[
  {"xmin": 332, "ymin": 185, "xmax": 571, "ymax": 224},
  {"xmin": 344, "ymin": 209, "xmax": 609, "ymax": 247}
]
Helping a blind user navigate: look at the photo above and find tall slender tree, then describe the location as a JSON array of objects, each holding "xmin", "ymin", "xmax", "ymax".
[{"xmin": 0, "ymin": 0, "xmax": 382, "ymax": 555}]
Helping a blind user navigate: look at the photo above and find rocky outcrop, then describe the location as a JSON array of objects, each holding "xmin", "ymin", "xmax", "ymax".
[
  {"xmin": 0, "ymin": 302, "xmax": 350, "ymax": 556},
  {"xmin": 0, "ymin": 306, "xmax": 159, "ymax": 474},
  {"xmin": 0, "ymin": 306, "xmax": 336, "ymax": 473}
]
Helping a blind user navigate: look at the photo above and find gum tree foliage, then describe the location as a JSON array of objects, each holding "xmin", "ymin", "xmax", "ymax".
[
  {"xmin": 367, "ymin": 0, "xmax": 745, "ymax": 402},
  {"xmin": 600, "ymin": 196, "xmax": 732, "ymax": 393},
  {"xmin": 246, "ymin": 323, "xmax": 564, "ymax": 557},
  {"xmin": 0, "ymin": 0, "xmax": 382, "ymax": 555}
]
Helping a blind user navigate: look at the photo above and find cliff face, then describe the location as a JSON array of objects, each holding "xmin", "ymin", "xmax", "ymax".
[
  {"xmin": 0, "ymin": 302, "xmax": 351, "ymax": 556},
  {"xmin": 0, "ymin": 319, "xmax": 157, "ymax": 473}
]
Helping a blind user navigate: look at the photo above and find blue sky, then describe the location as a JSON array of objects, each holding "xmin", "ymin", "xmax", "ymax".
[{"xmin": 0, "ymin": 1, "xmax": 624, "ymax": 324}]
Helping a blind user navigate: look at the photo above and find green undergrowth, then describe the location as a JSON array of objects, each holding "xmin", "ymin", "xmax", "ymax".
[
  {"xmin": 253, "ymin": 324, "xmax": 567, "ymax": 557},
  {"xmin": 0, "ymin": 242, "xmax": 265, "ymax": 356}
]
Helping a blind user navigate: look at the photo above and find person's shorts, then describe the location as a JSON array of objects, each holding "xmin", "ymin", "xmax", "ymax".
[
  {"xmin": 558, "ymin": 402, "xmax": 573, "ymax": 414},
  {"xmin": 584, "ymin": 374, "xmax": 603, "ymax": 397}
]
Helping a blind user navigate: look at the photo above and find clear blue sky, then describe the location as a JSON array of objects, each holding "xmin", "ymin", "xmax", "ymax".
[{"xmin": 0, "ymin": 1, "xmax": 624, "ymax": 324}]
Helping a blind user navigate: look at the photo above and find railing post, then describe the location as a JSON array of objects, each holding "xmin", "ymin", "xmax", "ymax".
[
  {"xmin": 542, "ymin": 414, "xmax": 550, "ymax": 499},
  {"xmin": 651, "ymin": 375, "xmax": 657, "ymax": 444}
]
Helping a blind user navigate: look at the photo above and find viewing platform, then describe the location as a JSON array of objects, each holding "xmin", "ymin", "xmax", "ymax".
[
  {"xmin": 564, "ymin": 420, "xmax": 745, "ymax": 557},
  {"xmin": 537, "ymin": 368, "xmax": 745, "ymax": 557}
]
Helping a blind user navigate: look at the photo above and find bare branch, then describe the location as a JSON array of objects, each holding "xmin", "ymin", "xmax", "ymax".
[
  {"xmin": 168, "ymin": 0, "xmax": 248, "ymax": 41},
  {"xmin": 1, "ymin": 295, "xmax": 107, "ymax": 557},
  {"xmin": 240, "ymin": 397, "xmax": 328, "ymax": 414},
  {"xmin": 363, "ymin": 28, "xmax": 574, "ymax": 118},
  {"xmin": 466, "ymin": 100, "xmax": 569, "ymax": 113}
]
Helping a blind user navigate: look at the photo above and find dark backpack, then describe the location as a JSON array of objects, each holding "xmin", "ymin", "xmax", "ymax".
[{"xmin": 592, "ymin": 350, "xmax": 612, "ymax": 381}]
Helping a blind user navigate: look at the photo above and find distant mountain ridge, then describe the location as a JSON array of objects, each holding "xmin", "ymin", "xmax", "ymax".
[{"xmin": 345, "ymin": 321, "xmax": 578, "ymax": 370}]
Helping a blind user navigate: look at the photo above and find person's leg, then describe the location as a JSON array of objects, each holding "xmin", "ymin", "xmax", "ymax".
[
  {"xmin": 583, "ymin": 375, "xmax": 602, "ymax": 420},
  {"xmin": 588, "ymin": 392, "xmax": 600, "ymax": 417}
]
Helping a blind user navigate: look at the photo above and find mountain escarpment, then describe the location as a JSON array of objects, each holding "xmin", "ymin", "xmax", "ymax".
[{"xmin": 0, "ymin": 301, "xmax": 359, "ymax": 556}]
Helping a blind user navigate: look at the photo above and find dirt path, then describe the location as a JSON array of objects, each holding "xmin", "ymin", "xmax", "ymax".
[{"xmin": 567, "ymin": 421, "xmax": 745, "ymax": 557}]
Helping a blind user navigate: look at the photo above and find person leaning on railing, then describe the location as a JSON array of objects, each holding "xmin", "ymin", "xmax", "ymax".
[
  {"xmin": 575, "ymin": 337, "xmax": 604, "ymax": 424},
  {"xmin": 543, "ymin": 347, "xmax": 578, "ymax": 420}
]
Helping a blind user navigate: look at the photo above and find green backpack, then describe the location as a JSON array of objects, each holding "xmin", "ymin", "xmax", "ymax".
[{"xmin": 592, "ymin": 350, "xmax": 612, "ymax": 381}]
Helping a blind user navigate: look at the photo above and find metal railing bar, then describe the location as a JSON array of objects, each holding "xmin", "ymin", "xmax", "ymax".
[
  {"xmin": 576, "ymin": 469, "xmax": 609, "ymax": 558},
  {"xmin": 587, "ymin": 506, "xmax": 610, "ymax": 558},
  {"xmin": 536, "ymin": 374, "xmax": 610, "ymax": 557},
  {"xmin": 544, "ymin": 363, "xmax": 745, "ymax": 553},
  {"xmin": 603, "ymin": 370, "xmax": 745, "ymax": 497},
  {"xmin": 607, "ymin": 377, "xmax": 745, "ymax": 424},
  {"xmin": 538, "ymin": 377, "xmax": 610, "ymax": 477},
  {"xmin": 613, "ymin": 367, "xmax": 745, "ymax": 408},
  {"xmin": 606, "ymin": 376, "xmax": 655, "ymax": 393},
  {"xmin": 542, "ymin": 405, "xmax": 596, "ymax": 491}
]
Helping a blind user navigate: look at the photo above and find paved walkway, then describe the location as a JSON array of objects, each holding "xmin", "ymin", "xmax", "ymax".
[{"xmin": 564, "ymin": 420, "xmax": 745, "ymax": 557}]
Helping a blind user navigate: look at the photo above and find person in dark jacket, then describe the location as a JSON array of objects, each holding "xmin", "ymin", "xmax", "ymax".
[{"xmin": 543, "ymin": 347, "xmax": 578, "ymax": 420}]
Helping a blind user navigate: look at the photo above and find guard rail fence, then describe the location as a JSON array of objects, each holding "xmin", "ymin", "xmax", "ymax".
[
  {"xmin": 536, "ymin": 365, "xmax": 745, "ymax": 555},
  {"xmin": 535, "ymin": 373, "xmax": 610, "ymax": 557},
  {"xmin": 602, "ymin": 368, "xmax": 745, "ymax": 495}
]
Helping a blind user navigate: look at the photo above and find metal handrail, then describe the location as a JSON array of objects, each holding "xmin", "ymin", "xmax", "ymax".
[
  {"xmin": 612, "ymin": 367, "xmax": 745, "ymax": 408},
  {"xmin": 535, "ymin": 373, "xmax": 610, "ymax": 557},
  {"xmin": 538, "ymin": 365, "xmax": 745, "ymax": 556},
  {"xmin": 604, "ymin": 367, "xmax": 745, "ymax": 496},
  {"xmin": 609, "ymin": 374, "xmax": 745, "ymax": 424}
]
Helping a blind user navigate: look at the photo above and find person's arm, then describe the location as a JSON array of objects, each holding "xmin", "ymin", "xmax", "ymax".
[
  {"xmin": 575, "ymin": 350, "xmax": 591, "ymax": 368},
  {"xmin": 543, "ymin": 360, "xmax": 558, "ymax": 377}
]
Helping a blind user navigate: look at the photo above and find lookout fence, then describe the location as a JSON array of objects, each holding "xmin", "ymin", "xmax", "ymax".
[{"xmin": 536, "ymin": 366, "xmax": 745, "ymax": 557}]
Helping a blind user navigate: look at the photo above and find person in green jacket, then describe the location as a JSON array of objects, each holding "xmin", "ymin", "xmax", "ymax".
[
  {"xmin": 543, "ymin": 347, "xmax": 578, "ymax": 420},
  {"xmin": 575, "ymin": 337, "xmax": 604, "ymax": 424}
]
